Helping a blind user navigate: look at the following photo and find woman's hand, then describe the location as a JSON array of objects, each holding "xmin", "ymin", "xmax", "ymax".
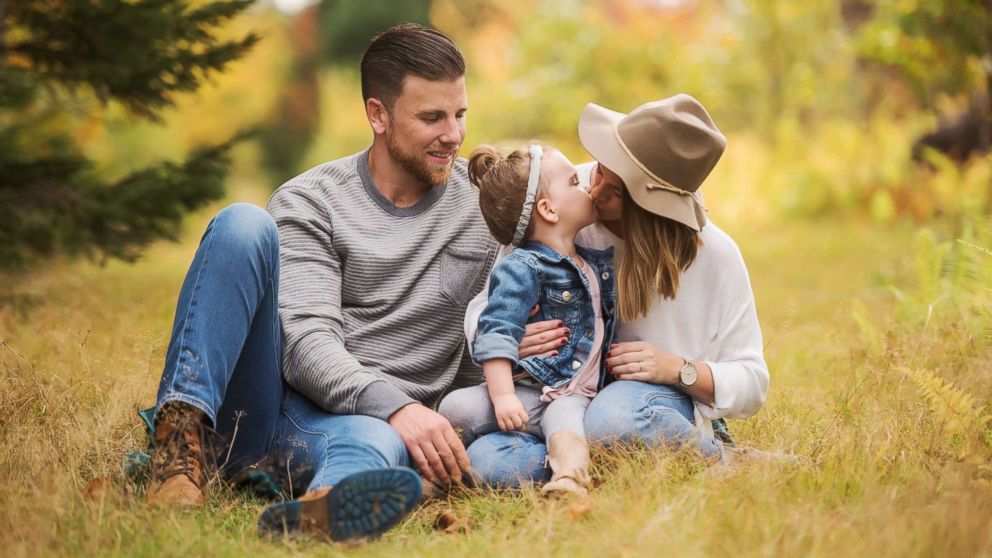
[
  {"xmin": 492, "ymin": 394, "xmax": 529, "ymax": 432},
  {"xmin": 518, "ymin": 304, "xmax": 568, "ymax": 359},
  {"xmin": 606, "ymin": 342, "xmax": 717, "ymax": 406},
  {"xmin": 605, "ymin": 341, "xmax": 683, "ymax": 385}
]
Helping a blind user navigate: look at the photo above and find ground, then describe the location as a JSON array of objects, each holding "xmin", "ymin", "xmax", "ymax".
[{"xmin": 2, "ymin": 183, "xmax": 990, "ymax": 557}]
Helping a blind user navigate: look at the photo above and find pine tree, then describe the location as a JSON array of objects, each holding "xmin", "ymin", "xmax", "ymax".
[{"xmin": 0, "ymin": 0, "xmax": 259, "ymax": 269}]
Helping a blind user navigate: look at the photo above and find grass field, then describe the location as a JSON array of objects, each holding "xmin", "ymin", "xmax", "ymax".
[{"xmin": 2, "ymin": 181, "xmax": 991, "ymax": 557}]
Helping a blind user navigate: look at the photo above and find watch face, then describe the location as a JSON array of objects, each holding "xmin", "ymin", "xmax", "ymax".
[{"xmin": 681, "ymin": 362, "xmax": 698, "ymax": 386}]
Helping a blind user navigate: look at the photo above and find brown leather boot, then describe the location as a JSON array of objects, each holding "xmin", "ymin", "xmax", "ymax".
[
  {"xmin": 541, "ymin": 431, "xmax": 592, "ymax": 497},
  {"xmin": 146, "ymin": 401, "xmax": 217, "ymax": 507},
  {"xmin": 257, "ymin": 468, "xmax": 423, "ymax": 541}
]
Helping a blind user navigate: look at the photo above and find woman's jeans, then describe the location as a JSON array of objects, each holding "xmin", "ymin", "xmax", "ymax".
[
  {"xmin": 464, "ymin": 380, "xmax": 726, "ymax": 488},
  {"xmin": 154, "ymin": 203, "xmax": 408, "ymax": 496}
]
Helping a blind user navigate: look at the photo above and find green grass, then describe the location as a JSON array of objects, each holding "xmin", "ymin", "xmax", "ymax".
[{"xmin": 2, "ymin": 184, "xmax": 990, "ymax": 557}]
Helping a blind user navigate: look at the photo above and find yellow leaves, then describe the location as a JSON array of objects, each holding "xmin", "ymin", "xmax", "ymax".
[
  {"xmin": 850, "ymin": 299, "xmax": 883, "ymax": 349},
  {"xmin": 869, "ymin": 190, "xmax": 897, "ymax": 224},
  {"xmin": 912, "ymin": 229, "xmax": 949, "ymax": 306},
  {"xmin": 899, "ymin": 366, "xmax": 992, "ymax": 458}
]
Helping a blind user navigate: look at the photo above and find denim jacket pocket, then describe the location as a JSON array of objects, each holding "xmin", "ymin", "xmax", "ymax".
[
  {"xmin": 541, "ymin": 283, "xmax": 586, "ymax": 328},
  {"xmin": 441, "ymin": 246, "xmax": 494, "ymax": 307}
]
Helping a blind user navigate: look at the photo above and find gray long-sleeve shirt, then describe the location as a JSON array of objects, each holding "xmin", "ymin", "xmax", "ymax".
[{"xmin": 266, "ymin": 150, "xmax": 498, "ymax": 421}]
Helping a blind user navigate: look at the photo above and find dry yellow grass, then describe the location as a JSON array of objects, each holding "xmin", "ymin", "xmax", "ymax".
[{"xmin": 1, "ymin": 183, "xmax": 990, "ymax": 557}]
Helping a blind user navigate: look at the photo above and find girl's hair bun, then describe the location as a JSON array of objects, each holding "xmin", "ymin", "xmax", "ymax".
[{"xmin": 468, "ymin": 145, "xmax": 503, "ymax": 187}]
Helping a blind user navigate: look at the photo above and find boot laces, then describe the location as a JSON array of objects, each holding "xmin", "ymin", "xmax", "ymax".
[{"xmin": 153, "ymin": 409, "xmax": 221, "ymax": 487}]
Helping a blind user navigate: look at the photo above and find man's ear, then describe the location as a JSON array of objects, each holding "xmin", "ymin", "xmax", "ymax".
[
  {"xmin": 367, "ymin": 98, "xmax": 389, "ymax": 135},
  {"xmin": 535, "ymin": 198, "xmax": 559, "ymax": 225}
]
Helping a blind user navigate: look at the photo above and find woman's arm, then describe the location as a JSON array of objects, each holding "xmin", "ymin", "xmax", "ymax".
[
  {"xmin": 607, "ymin": 343, "xmax": 716, "ymax": 406},
  {"xmin": 697, "ymin": 287, "xmax": 768, "ymax": 420},
  {"xmin": 606, "ymin": 244, "xmax": 768, "ymax": 420}
]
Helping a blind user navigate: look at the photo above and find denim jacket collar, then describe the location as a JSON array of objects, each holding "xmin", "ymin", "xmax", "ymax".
[{"xmin": 521, "ymin": 241, "xmax": 614, "ymax": 268}]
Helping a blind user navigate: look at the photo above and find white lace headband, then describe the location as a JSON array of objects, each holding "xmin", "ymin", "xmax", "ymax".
[{"xmin": 511, "ymin": 144, "xmax": 543, "ymax": 246}]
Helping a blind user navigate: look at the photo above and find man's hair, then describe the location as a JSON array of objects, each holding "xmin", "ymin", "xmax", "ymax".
[
  {"xmin": 360, "ymin": 23, "xmax": 465, "ymax": 109},
  {"xmin": 468, "ymin": 146, "xmax": 546, "ymax": 246}
]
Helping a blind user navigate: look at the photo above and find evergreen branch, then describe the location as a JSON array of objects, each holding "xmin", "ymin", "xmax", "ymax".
[
  {"xmin": 0, "ymin": 132, "xmax": 253, "ymax": 268},
  {"xmin": 3, "ymin": 0, "xmax": 259, "ymax": 120}
]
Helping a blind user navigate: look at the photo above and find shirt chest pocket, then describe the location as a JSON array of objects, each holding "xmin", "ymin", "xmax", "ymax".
[{"xmin": 440, "ymin": 246, "xmax": 494, "ymax": 307}]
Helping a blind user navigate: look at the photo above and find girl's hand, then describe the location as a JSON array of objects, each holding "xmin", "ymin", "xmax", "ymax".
[
  {"xmin": 492, "ymin": 394, "xmax": 529, "ymax": 432},
  {"xmin": 605, "ymin": 341, "xmax": 683, "ymax": 385}
]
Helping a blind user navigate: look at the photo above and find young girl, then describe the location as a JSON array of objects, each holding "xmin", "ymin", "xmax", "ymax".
[{"xmin": 439, "ymin": 144, "xmax": 615, "ymax": 496}]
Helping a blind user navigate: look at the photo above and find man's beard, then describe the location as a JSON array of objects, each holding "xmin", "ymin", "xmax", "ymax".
[{"xmin": 385, "ymin": 129, "xmax": 456, "ymax": 187}]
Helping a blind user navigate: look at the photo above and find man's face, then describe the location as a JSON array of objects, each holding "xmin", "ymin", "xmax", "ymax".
[{"xmin": 383, "ymin": 75, "xmax": 467, "ymax": 186}]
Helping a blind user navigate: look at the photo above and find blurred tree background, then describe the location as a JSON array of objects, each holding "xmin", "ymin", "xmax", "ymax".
[
  {"xmin": 0, "ymin": 0, "xmax": 258, "ymax": 269},
  {"xmin": 3, "ymin": 0, "xmax": 990, "ymax": 269}
]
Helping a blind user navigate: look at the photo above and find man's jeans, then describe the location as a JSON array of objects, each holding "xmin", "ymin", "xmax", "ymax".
[
  {"xmin": 465, "ymin": 380, "xmax": 726, "ymax": 487},
  {"xmin": 155, "ymin": 203, "xmax": 409, "ymax": 495}
]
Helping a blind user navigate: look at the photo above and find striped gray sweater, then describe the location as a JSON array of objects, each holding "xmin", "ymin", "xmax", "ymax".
[{"xmin": 266, "ymin": 150, "xmax": 498, "ymax": 421}]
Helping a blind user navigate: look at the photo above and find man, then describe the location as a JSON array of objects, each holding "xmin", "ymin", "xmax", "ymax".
[{"xmin": 146, "ymin": 24, "xmax": 498, "ymax": 541}]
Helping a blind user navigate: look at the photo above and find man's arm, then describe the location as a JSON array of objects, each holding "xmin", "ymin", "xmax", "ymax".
[
  {"xmin": 267, "ymin": 183, "xmax": 470, "ymax": 485},
  {"xmin": 267, "ymin": 185, "xmax": 415, "ymax": 420}
]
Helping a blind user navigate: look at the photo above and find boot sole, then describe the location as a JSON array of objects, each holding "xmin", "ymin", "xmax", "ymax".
[{"xmin": 258, "ymin": 467, "xmax": 422, "ymax": 541}]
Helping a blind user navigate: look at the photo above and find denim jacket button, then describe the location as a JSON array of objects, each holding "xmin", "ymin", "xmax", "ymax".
[
  {"xmin": 562, "ymin": 291, "xmax": 572, "ymax": 302},
  {"xmin": 572, "ymin": 359, "xmax": 582, "ymax": 370},
  {"xmin": 601, "ymin": 272, "xmax": 609, "ymax": 280}
]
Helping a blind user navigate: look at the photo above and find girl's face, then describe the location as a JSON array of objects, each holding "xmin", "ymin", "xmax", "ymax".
[
  {"xmin": 540, "ymin": 150, "xmax": 597, "ymax": 230},
  {"xmin": 589, "ymin": 163, "xmax": 624, "ymax": 221}
]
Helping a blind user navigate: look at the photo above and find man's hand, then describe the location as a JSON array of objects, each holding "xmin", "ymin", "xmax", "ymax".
[
  {"xmin": 388, "ymin": 403, "xmax": 471, "ymax": 486},
  {"xmin": 518, "ymin": 305, "xmax": 568, "ymax": 359},
  {"xmin": 492, "ymin": 393, "xmax": 529, "ymax": 432}
]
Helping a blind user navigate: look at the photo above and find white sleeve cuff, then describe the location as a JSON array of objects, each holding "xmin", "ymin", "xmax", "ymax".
[{"xmin": 697, "ymin": 360, "xmax": 768, "ymax": 420}]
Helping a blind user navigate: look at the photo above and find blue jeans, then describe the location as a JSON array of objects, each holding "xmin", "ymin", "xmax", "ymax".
[
  {"xmin": 155, "ymin": 203, "xmax": 409, "ymax": 495},
  {"xmin": 465, "ymin": 380, "xmax": 725, "ymax": 488}
]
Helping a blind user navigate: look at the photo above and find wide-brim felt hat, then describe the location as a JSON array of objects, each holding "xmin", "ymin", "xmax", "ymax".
[{"xmin": 578, "ymin": 94, "xmax": 726, "ymax": 231}]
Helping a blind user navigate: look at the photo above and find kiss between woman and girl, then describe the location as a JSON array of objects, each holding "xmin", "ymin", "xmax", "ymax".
[{"xmin": 438, "ymin": 93, "xmax": 771, "ymax": 496}]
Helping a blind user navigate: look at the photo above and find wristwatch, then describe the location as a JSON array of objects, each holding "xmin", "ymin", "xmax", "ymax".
[{"xmin": 678, "ymin": 358, "xmax": 698, "ymax": 388}]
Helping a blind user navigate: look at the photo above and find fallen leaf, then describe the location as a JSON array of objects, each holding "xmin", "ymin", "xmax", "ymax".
[
  {"xmin": 569, "ymin": 498, "xmax": 593, "ymax": 520},
  {"xmin": 84, "ymin": 477, "xmax": 111, "ymax": 501},
  {"xmin": 434, "ymin": 510, "xmax": 469, "ymax": 534}
]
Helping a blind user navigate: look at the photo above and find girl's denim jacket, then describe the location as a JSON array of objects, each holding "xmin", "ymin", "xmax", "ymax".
[{"xmin": 472, "ymin": 241, "xmax": 617, "ymax": 390}]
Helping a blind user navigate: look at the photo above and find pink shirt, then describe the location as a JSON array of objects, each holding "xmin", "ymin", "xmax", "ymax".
[{"xmin": 541, "ymin": 257, "xmax": 604, "ymax": 402}]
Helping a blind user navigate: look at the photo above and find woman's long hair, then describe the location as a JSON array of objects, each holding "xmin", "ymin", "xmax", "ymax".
[{"xmin": 616, "ymin": 188, "xmax": 702, "ymax": 323}]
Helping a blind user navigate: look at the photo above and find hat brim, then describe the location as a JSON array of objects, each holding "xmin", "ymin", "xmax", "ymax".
[{"xmin": 578, "ymin": 103, "xmax": 704, "ymax": 231}]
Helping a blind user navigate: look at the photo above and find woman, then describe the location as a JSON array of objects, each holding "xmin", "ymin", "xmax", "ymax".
[{"xmin": 450, "ymin": 94, "xmax": 769, "ymax": 486}]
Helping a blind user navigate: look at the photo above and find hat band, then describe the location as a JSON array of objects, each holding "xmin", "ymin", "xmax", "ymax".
[
  {"xmin": 613, "ymin": 125, "xmax": 707, "ymax": 211},
  {"xmin": 511, "ymin": 144, "xmax": 543, "ymax": 246},
  {"xmin": 645, "ymin": 182, "xmax": 693, "ymax": 197}
]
